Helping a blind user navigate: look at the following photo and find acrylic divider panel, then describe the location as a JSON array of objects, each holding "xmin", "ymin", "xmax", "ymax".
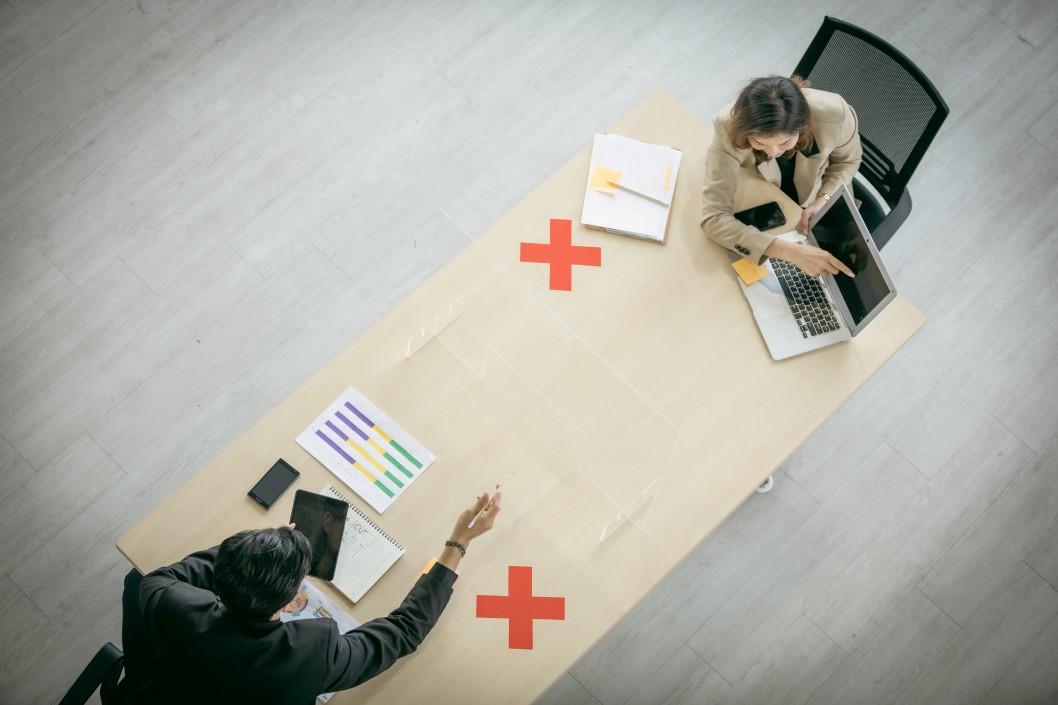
[
  {"xmin": 374, "ymin": 334, "xmax": 591, "ymax": 539},
  {"xmin": 297, "ymin": 386, "xmax": 436, "ymax": 513},
  {"xmin": 404, "ymin": 208, "xmax": 473, "ymax": 357},
  {"xmin": 404, "ymin": 210, "xmax": 680, "ymax": 538},
  {"xmin": 431, "ymin": 348, "xmax": 590, "ymax": 531}
]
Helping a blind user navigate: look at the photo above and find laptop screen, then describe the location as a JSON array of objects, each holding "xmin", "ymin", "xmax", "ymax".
[{"xmin": 809, "ymin": 189, "xmax": 895, "ymax": 329}]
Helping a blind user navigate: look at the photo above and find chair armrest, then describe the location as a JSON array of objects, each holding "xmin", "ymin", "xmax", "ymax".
[
  {"xmin": 871, "ymin": 187, "xmax": 912, "ymax": 250},
  {"xmin": 58, "ymin": 642, "xmax": 124, "ymax": 705}
]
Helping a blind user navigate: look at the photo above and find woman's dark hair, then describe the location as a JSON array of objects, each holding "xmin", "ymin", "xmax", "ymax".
[
  {"xmin": 214, "ymin": 526, "xmax": 312, "ymax": 621},
  {"xmin": 728, "ymin": 75, "xmax": 814, "ymax": 159}
]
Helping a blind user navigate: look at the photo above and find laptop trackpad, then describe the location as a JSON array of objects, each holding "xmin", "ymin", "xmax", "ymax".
[{"xmin": 744, "ymin": 269, "xmax": 789, "ymax": 320}]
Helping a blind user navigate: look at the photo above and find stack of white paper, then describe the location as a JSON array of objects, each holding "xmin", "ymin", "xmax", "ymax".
[{"xmin": 580, "ymin": 133, "xmax": 682, "ymax": 242}]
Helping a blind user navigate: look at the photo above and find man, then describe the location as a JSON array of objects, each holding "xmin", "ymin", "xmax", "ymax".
[{"xmin": 127, "ymin": 490, "xmax": 501, "ymax": 704}]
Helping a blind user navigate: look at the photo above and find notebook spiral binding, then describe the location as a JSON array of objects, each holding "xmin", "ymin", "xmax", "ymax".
[{"xmin": 325, "ymin": 485, "xmax": 403, "ymax": 549}]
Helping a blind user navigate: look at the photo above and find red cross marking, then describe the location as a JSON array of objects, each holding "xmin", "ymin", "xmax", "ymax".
[
  {"xmin": 476, "ymin": 565, "xmax": 566, "ymax": 650},
  {"xmin": 519, "ymin": 219, "xmax": 601, "ymax": 291}
]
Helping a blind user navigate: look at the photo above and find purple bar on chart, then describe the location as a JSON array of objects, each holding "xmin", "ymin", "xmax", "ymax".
[
  {"xmin": 335, "ymin": 410, "xmax": 369, "ymax": 440},
  {"xmin": 344, "ymin": 401, "xmax": 374, "ymax": 427},
  {"xmin": 315, "ymin": 430, "xmax": 356, "ymax": 465},
  {"xmin": 325, "ymin": 420, "xmax": 348, "ymax": 441}
]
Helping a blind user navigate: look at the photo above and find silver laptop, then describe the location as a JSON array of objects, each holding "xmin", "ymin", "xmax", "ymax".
[{"xmin": 733, "ymin": 184, "xmax": 897, "ymax": 360}]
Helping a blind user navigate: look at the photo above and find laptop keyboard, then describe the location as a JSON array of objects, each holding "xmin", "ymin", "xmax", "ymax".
[{"xmin": 770, "ymin": 259, "xmax": 842, "ymax": 338}]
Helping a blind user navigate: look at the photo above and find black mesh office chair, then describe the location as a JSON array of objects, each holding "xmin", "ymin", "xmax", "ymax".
[
  {"xmin": 794, "ymin": 16, "xmax": 949, "ymax": 249},
  {"xmin": 59, "ymin": 569, "xmax": 148, "ymax": 705}
]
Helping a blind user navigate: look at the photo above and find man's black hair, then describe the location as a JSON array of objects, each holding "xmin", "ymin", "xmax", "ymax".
[{"xmin": 214, "ymin": 526, "xmax": 312, "ymax": 621}]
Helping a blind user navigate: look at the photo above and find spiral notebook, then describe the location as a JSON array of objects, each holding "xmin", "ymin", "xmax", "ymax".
[{"xmin": 321, "ymin": 485, "xmax": 405, "ymax": 602}]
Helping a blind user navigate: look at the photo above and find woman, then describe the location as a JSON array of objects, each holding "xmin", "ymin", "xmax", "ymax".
[{"xmin": 700, "ymin": 75, "xmax": 860, "ymax": 278}]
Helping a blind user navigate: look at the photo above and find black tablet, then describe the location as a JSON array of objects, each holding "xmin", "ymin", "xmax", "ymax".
[{"xmin": 289, "ymin": 490, "xmax": 349, "ymax": 581}]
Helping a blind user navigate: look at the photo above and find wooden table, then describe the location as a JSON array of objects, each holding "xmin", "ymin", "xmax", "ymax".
[{"xmin": 117, "ymin": 89, "xmax": 925, "ymax": 704}]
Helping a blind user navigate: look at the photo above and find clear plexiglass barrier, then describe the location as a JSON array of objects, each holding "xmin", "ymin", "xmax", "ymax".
[{"xmin": 402, "ymin": 209, "xmax": 680, "ymax": 541}]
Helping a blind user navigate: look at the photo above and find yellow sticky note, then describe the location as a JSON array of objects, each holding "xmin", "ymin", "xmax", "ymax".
[
  {"xmin": 590, "ymin": 166, "xmax": 622, "ymax": 194},
  {"xmin": 732, "ymin": 258, "xmax": 768, "ymax": 285}
]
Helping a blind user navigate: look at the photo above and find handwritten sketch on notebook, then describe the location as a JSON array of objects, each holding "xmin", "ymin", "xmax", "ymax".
[
  {"xmin": 279, "ymin": 579, "xmax": 360, "ymax": 702},
  {"xmin": 321, "ymin": 485, "xmax": 404, "ymax": 603},
  {"xmin": 297, "ymin": 386, "xmax": 436, "ymax": 513},
  {"xmin": 581, "ymin": 133, "xmax": 682, "ymax": 242}
]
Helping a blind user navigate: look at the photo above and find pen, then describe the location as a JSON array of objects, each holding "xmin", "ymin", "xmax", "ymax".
[
  {"xmin": 605, "ymin": 178, "xmax": 671, "ymax": 206},
  {"xmin": 467, "ymin": 471, "xmax": 513, "ymax": 529}
]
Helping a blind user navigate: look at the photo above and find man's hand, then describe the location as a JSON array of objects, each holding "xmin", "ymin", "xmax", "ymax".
[
  {"xmin": 450, "ymin": 489, "xmax": 503, "ymax": 547},
  {"xmin": 437, "ymin": 490, "xmax": 503, "ymax": 572}
]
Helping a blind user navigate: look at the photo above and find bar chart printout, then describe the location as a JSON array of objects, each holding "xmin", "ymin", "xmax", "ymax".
[{"xmin": 297, "ymin": 386, "xmax": 435, "ymax": 513}]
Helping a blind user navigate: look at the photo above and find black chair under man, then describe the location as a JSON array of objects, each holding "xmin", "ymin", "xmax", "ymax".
[{"xmin": 59, "ymin": 569, "xmax": 151, "ymax": 705}]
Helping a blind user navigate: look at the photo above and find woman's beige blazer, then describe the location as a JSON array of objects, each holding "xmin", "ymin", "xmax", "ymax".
[{"xmin": 700, "ymin": 88, "xmax": 862, "ymax": 264}]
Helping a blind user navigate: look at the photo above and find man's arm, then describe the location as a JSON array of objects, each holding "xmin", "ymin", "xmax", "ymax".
[
  {"xmin": 322, "ymin": 560, "xmax": 458, "ymax": 691},
  {"xmin": 139, "ymin": 546, "xmax": 219, "ymax": 615},
  {"xmin": 321, "ymin": 490, "xmax": 502, "ymax": 693}
]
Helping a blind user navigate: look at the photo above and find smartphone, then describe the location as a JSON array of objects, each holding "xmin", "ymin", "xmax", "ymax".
[
  {"xmin": 247, "ymin": 459, "xmax": 300, "ymax": 510},
  {"xmin": 289, "ymin": 490, "xmax": 349, "ymax": 581},
  {"xmin": 733, "ymin": 201, "xmax": 787, "ymax": 231}
]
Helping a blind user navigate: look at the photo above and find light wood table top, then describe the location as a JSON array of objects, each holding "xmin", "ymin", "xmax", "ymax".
[{"xmin": 117, "ymin": 89, "xmax": 925, "ymax": 704}]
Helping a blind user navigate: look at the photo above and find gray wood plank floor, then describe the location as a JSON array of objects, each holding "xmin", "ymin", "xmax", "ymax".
[{"xmin": 1, "ymin": 1, "xmax": 1056, "ymax": 703}]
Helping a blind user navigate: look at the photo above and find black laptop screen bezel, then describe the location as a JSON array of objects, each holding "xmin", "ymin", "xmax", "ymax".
[{"xmin": 804, "ymin": 184, "xmax": 897, "ymax": 337}]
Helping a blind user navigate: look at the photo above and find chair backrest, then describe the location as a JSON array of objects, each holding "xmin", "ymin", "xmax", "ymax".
[{"xmin": 794, "ymin": 16, "xmax": 948, "ymax": 206}]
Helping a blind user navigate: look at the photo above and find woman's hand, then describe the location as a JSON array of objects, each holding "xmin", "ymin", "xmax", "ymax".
[
  {"xmin": 765, "ymin": 239, "xmax": 854, "ymax": 278},
  {"xmin": 797, "ymin": 196, "xmax": 827, "ymax": 234}
]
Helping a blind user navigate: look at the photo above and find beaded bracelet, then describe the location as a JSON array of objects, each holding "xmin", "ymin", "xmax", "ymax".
[{"xmin": 444, "ymin": 540, "xmax": 466, "ymax": 557}]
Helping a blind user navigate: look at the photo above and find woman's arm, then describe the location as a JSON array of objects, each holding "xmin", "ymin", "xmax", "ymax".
[
  {"xmin": 786, "ymin": 97, "xmax": 862, "ymax": 275},
  {"xmin": 817, "ymin": 100, "xmax": 862, "ymax": 199},
  {"xmin": 700, "ymin": 117, "xmax": 780, "ymax": 265},
  {"xmin": 764, "ymin": 238, "xmax": 853, "ymax": 278}
]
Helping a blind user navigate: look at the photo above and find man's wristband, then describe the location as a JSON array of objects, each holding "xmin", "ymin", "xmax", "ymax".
[{"xmin": 445, "ymin": 540, "xmax": 466, "ymax": 557}]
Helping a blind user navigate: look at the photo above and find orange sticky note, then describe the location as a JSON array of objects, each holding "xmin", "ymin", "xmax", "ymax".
[
  {"xmin": 732, "ymin": 258, "xmax": 768, "ymax": 285},
  {"xmin": 590, "ymin": 166, "xmax": 622, "ymax": 194}
]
